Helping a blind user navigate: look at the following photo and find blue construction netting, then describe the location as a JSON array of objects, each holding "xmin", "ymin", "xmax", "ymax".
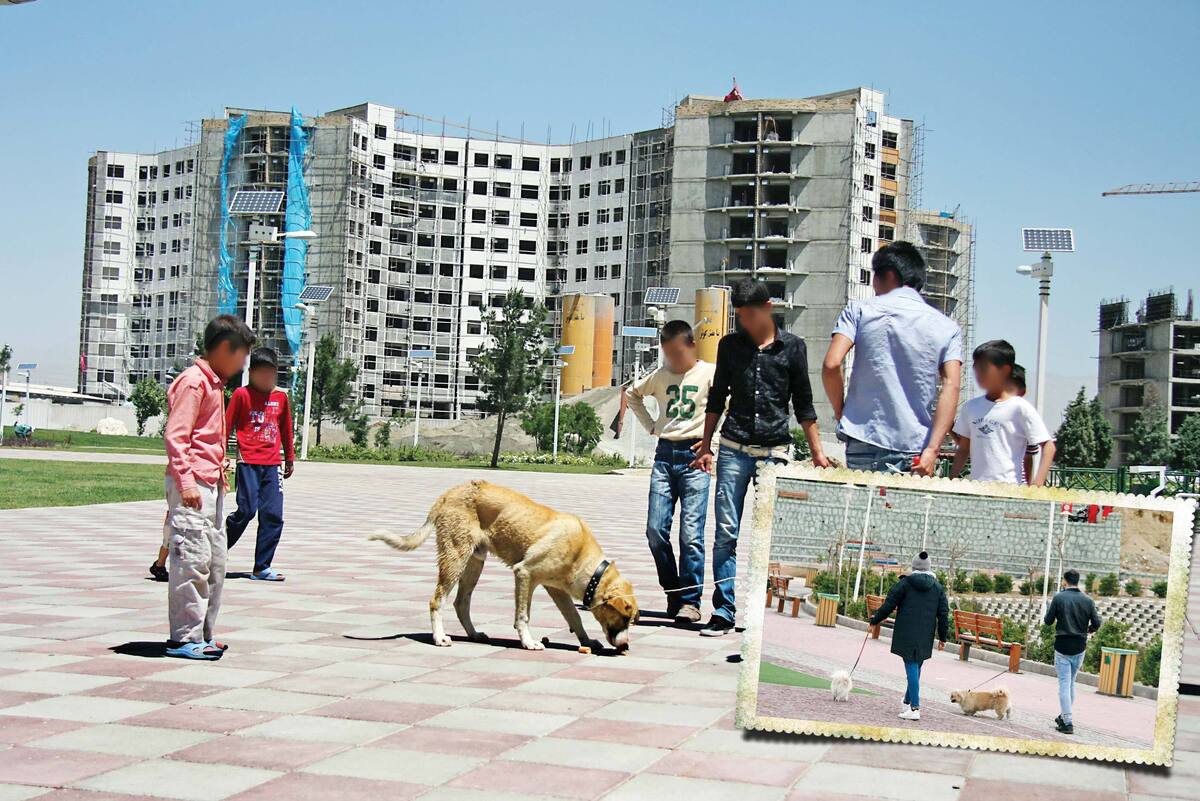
[
  {"xmin": 282, "ymin": 107, "xmax": 310, "ymax": 368},
  {"xmin": 217, "ymin": 114, "xmax": 246, "ymax": 314}
]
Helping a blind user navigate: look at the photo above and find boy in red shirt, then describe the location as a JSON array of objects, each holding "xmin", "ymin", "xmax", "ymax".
[{"xmin": 225, "ymin": 347, "xmax": 295, "ymax": 581}]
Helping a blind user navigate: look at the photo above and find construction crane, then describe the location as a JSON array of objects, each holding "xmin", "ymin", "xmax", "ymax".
[{"xmin": 1102, "ymin": 181, "xmax": 1200, "ymax": 196}]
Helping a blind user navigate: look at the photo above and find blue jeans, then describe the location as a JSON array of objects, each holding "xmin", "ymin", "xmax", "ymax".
[
  {"xmin": 844, "ymin": 437, "xmax": 917, "ymax": 474},
  {"xmin": 646, "ymin": 438, "xmax": 710, "ymax": 608},
  {"xmin": 903, "ymin": 659, "xmax": 923, "ymax": 708},
  {"xmin": 1054, "ymin": 650, "xmax": 1084, "ymax": 724},
  {"xmin": 712, "ymin": 444, "xmax": 787, "ymax": 622},
  {"xmin": 225, "ymin": 463, "xmax": 285, "ymax": 574}
]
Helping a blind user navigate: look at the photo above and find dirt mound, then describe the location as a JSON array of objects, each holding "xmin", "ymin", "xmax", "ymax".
[
  {"xmin": 1120, "ymin": 507, "xmax": 1173, "ymax": 575},
  {"xmin": 395, "ymin": 417, "xmax": 536, "ymax": 457}
]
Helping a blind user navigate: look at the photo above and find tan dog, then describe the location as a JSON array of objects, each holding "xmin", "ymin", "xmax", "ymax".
[
  {"xmin": 370, "ymin": 480, "xmax": 638, "ymax": 652},
  {"xmin": 950, "ymin": 687, "xmax": 1012, "ymax": 719}
]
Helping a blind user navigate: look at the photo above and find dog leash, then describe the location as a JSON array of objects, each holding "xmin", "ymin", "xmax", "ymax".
[
  {"xmin": 847, "ymin": 629, "xmax": 870, "ymax": 677},
  {"xmin": 964, "ymin": 666, "xmax": 1011, "ymax": 693},
  {"xmin": 586, "ymin": 576, "xmax": 743, "ymax": 611}
]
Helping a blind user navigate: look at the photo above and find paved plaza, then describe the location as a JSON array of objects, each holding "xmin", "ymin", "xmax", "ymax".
[{"xmin": 0, "ymin": 456, "xmax": 1197, "ymax": 800}]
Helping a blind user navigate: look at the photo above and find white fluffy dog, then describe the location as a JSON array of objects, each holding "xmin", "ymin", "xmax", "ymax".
[{"xmin": 830, "ymin": 670, "xmax": 853, "ymax": 701}]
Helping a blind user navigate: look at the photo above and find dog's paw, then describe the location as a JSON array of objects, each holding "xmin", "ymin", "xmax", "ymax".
[
  {"xmin": 433, "ymin": 635, "xmax": 453, "ymax": 647},
  {"xmin": 520, "ymin": 638, "xmax": 546, "ymax": 651}
]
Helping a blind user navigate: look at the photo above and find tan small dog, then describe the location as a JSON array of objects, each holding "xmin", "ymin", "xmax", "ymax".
[
  {"xmin": 371, "ymin": 480, "xmax": 638, "ymax": 652},
  {"xmin": 950, "ymin": 687, "xmax": 1012, "ymax": 719}
]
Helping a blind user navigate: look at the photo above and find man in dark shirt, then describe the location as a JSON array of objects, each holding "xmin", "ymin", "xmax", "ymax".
[
  {"xmin": 1044, "ymin": 569, "xmax": 1103, "ymax": 734},
  {"xmin": 691, "ymin": 279, "xmax": 829, "ymax": 636}
]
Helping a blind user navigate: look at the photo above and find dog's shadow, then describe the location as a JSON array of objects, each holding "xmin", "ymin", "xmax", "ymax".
[{"xmin": 343, "ymin": 631, "xmax": 625, "ymax": 656}]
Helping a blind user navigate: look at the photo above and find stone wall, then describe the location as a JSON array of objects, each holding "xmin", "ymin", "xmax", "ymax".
[{"xmin": 769, "ymin": 477, "xmax": 1122, "ymax": 578}]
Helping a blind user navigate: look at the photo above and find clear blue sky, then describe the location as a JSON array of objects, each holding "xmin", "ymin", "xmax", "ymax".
[{"xmin": 2, "ymin": 0, "xmax": 1197, "ymax": 424}]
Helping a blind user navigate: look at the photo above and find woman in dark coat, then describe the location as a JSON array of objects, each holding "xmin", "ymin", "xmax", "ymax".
[{"xmin": 867, "ymin": 551, "xmax": 949, "ymax": 721}]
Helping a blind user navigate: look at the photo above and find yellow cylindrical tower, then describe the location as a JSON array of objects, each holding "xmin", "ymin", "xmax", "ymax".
[
  {"xmin": 591, "ymin": 295, "xmax": 615, "ymax": 389},
  {"xmin": 561, "ymin": 294, "xmax": 596, "ymax": 395},
  {"xmin": 695, "ymin": 287, "xmax": 730, "ymax": 363}
]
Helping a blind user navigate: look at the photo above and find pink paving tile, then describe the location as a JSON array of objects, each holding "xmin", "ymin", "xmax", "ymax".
[
  {"xmin": 449, "ymin": 760, "xmax": 630, "ymax": 800},
  {"xmin": 490, "ymin": 646, "xmax": 589, "ymax": 665},
  {"xmin": 555, "ymin": 665, "xmax": 666, "ymax": 684},
  {"xmin": 121, "ymin": 703, "xmax": 279, "ymax": 733},
  {"xmin": 308, "ymin": 698, "xmax": 451, "ymax": 724},
  {"xmin": 27, "ymin": 791, "xmax": 161, "ymax": 801},
  {"xmin": 52, "ymin": 657, "xmax": 179, "ymax": 679},
  {"xmin": 0, "ymin": 745, "xmax": 136, "ymax": 787},
  {"xmin": 258, "ymin": 673, "xmax": 384, "ymax": 697},
  {"xmin": 549, "ymin": 717, "xmax": 699, "ymax": 749},
  {"xmin": 1126, "ymin": 767, "xmax": 1199, "ymax": 798},
  {"xmin": 168, "ymin": 735, "xmax": 349, "ymax": 771},
  {"xmin": 957, "ymin": 779, "xmax": 1125, "ymax": 801},
  {"xmin": 373, "ymin": 726, "xmax": 531, "ymax": 757},
  {"xmin": 80, "ymin": 678, "xmax": 221, "ymax": 705},
  {"xmin": 0, "ymin": 714, "xmax": 87, "ymax": 745},
  {"xmin": 29, "ymin": 641, "xmax": 117, "ymax": 657},
  {"xmin": 208, "ymin": 654, "xmax": 334, "ymax": 673},
  {"xmin": 360, "ymin": 649, "xmax": 470, "ymax": 669},
  {"xmin": 787, "ymin": 792, "xmax": 881, "ymax": 801},
  {"xmin": 224, "ymin": 771, "xmax": 426, "ymax": 801},
  {"xmin": 410, "ymin": 670, "xmax": 532, "ymax": 690},
  {"xmin": 0, "ymin": 690, "xmax": 51, "ymax": 709},
  {"xmin": 306, "ymin": 636, "xmax": 403, "ymax": 652},
  {"xmin": 649, "ymin": 750, "xmax": 808, "ymax": 786}
]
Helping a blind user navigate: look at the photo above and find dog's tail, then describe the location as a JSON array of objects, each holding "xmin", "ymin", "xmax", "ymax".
[
  {"xmin": 369, "ymin": 518, "xmax": 436, "ymax": 552},
  {"xmin": 992, "ymin": 686, "xmax": 1009, "ymax": 699}
]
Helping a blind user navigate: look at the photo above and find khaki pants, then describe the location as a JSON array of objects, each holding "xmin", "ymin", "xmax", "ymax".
[{"xmin": 165, "ymin": 477, "xmax": 227, "ymax": 644}]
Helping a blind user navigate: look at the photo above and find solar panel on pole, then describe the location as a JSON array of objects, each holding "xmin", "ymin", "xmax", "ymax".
[
  {"xmin": 1021, "ymin": 228, "xmax": 1074, "ymax": 252},
  {"xmin": 643, "ymin": 287, "xmax": 680, "ymax": 306},
  {"xmin": 298, "ymin": 285, "xmax": 334, "ymax": 303},
  {"xmin": 229, "ymin": 190, "xmax": 285, "ymax": 215}
]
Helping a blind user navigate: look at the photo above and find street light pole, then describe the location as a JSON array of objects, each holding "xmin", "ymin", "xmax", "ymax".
[
  {"xmin": 552, "ymin": 367, "xmax": 562, "ymax": 463},
  {"xmin": 413, "ymin": 369, "xmax": 424, "ymax": 447},
  {"xmin": 1033, "ymin": 259, "xmax": 1052, "ymax": 418},
  {"xmin": 242, "ymin": 246, "xmax": 259, "ymax": 387}
]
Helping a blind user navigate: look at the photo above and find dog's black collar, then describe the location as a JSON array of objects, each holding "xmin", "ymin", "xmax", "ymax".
[{"xmin": 582, "ymin": 559, "xmax": 611, "ymax": 607}]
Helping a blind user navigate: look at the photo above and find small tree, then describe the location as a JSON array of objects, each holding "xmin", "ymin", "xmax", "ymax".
[
  {"xmin": 1089, "ymin": 396, "xmax": 1114, "ymax": 467},
  {"xmin": 1085, "ymin": 572, "xmax": 1098, "ymax": 593},
  {"xmin": 993, "ymin": 574, "xmax": 1013, "ymax": 593},
  {"xmin": 470, "ymin": 290, "xmax": 553, "ymax": 468},
  {"xmin": 1124, "ymin": 578, "xmax": 1143, "ymax": 597},
  {"xmin": 373, "ymin": 408, "xmax": 404, "ymax": 450},
  {"xmin": 343, "ymin": 402, "xmax": 370, "ymax": 447},
  {"xmin": 1171, "ymin": 414, "xmax": 1200, "ymax": 472},
  {"xmin": 1138, "ymin": 636, "xmax": 1162, "ymax": 687},
  {"xmin": 1126, "ymin": 386, "xmax": 1172, "ymax": 466},
  {"xmin": 971, "ymin": 572, "xmax": 994, "ymax": 593},
  {"xmin": 129, "ymin": 378, "xmax": 167, "ymax": 436},
  {"xmin": 1055, "ymin": 388, "xmax": 1098, "ymax": 467},
  {"xmin": 522, "ymin": 401, "xmax": 602, "ymax": 454},
  {"xmin": 294, "ymin": 334, "xmax": 358, "ymax": 445},
  {"xmin": 1097, "ymin": 573, "xmax": 1121, "ymax": 597},
  {"xmin": 1151, "ymin": 579, "xmax": 1168, "ymax": 598},
  {"xmin": 953, "ymin": 569, "xmax": 971, "ymax": 594}
]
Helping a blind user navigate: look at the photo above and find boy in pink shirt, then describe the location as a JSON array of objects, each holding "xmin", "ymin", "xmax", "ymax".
[{"xmin": 163, "ymin": 315, "xmax": 255, "ymax": 660}]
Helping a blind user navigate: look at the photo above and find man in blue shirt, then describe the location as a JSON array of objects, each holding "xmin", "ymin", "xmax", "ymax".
[{"xmin": 822, "ymin": 242, "xmax": 963, "ymax": 475}]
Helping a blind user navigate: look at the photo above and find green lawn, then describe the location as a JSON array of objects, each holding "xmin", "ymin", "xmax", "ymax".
[
  {"xmin": 2, "ymin": 427, "xmax": 165, "ymax": 454},
  {"xmin": 759, "ymin": 660, "xmax": 875, "ymax": 694},
  {"xmin": 0, "ymin": 459, "xmax": 166, "ymax": 509}
]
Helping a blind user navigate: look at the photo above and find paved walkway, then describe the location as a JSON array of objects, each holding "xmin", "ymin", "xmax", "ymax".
[
  {"xmin": 759, "ymin": 620, "xmax": 1154, "ymax": 748},
  {"xmin": 0, "ymin": 460, "xmax": 1194, "ymax": 800}
]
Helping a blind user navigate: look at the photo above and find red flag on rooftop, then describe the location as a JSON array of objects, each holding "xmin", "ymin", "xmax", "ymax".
[{"xmin": 724, "ymin": 77, "xmax": 743, "ymax": 102}]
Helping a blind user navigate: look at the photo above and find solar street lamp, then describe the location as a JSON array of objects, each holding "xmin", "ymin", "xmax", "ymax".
[
  {"xmin": 294, "ymin": 284, "xmax": 334, "ymax": 460},
  {"xmin": 409, "ymin": 349, "xmax": 435, "ymax": 447},
  {"xmin": 552, "ymin": 347, "xmax": 573, "ymax": 463},
  {"xmin": 1018, "ymin": 228, "xmax": 1074, "ymax": 418}
]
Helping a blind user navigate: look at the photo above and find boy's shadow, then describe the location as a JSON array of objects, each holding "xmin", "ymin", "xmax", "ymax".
[{"xmin": 109, "ymin": 641, "xmax": 168, "ymax": 659}]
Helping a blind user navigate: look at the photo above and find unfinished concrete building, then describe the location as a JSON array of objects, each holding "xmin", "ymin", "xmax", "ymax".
[
  {"xmin": 80, "ymin": 87, "xmax": 963, "ymax": 425},
  {"xmin": 909, "ymin": 209, "xmax": 976, "ymax": 398},
  {"xmin": 1098, "ymin": 289, "xmax": 1200, "ymax": 466}
]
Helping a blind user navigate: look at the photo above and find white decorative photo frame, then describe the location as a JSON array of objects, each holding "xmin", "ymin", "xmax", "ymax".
[{"xmin": 736, "ymin": 464, "xmax": 1195, "ymax": 766}]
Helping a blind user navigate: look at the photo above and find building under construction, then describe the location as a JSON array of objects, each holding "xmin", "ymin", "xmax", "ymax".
[
  {"xmin": 78, "ymin": 87, "xmax": 972, "ymax": 425},
  {"xmin": 1098, "ymin": 288, "xmax": 1200, "ymax": 466}
]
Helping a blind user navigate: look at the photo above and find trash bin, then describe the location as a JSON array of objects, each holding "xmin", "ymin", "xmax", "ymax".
[
  {"xmin": 815, "ymin": 593, "xmax": 839, "ymax": 627},
  {"xmin": 1098, "ymin": 646, "xmax": 1138, "ymax": 697}
]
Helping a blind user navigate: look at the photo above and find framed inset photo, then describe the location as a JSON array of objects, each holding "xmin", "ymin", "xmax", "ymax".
[{"xmin": 736, "ymin": 465, "xmax": 1195, "ymax": 765}]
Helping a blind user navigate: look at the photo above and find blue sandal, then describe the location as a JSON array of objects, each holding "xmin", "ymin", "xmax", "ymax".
[
  {"xmin": 249, "ymin": 568, "xmax": 285, "ymax": 582},
  {"xmin": 165, "ymin": 642, "xmax": 222, "ymax": 660}
]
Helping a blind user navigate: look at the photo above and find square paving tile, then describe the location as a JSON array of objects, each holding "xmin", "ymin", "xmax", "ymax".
[
  {"xmin": 222, "ymin": 772, "xmax": 426, "ymax": 801},
  {"xmin": 0, "ymin": 747, "xmax": 135, "ymax": 788},
  {"xmin": 27, "ymin": 724, "xmax": 214, "ymax": 758},
  {"xmin": 449, "ymin": 761, "xmax": 630, "ymax": 800},
  {"xmin": 236, "ymin": 714, "xmax": 404, "ymax": 745},
  {"xmin": 167, "ymin": 736, "xmax": 349, "ymax": 772},
  {"xmin": 1, "ymin": 696, "xmax": 164, "ymax": 724},
  {"xmin": 302, "ymin": 746, "xmax": 481, "ymax": 785},
  {"xmin": 73, "ymin": 759, "xmax": 280, "ymax": 801}
]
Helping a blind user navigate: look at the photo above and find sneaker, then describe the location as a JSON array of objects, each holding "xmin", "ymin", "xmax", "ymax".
[
  {"xmin": 1055, "ymin": 719, "xmax": 1074, "ymax": 734},
  {"xmin": 675, "ymin": 604, "xmax": 702, "ymax": 624},
  {"xmin": 899, "ymin": 708, "xmax": 921, "ymax": 721},
  {"xmin": 899, "ymin": 702, "xmax": 912, "ymax": 715},
  {"xmin": 699, "ymin": 615, "xmax": 734, "ymax": 637},
  {"xmin": 149, "ymin": 562, "xmax": 168, "ymax": 582}
]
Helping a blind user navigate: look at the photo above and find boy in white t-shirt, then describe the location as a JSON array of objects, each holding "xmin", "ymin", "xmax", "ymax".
[
  {"xmin": 951, "ymin": 340, "xmax": 1056, "ymax": 485},
  {"xmin": 627, "ymin": 320, "xmax": 716, "ymax": 624}
]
